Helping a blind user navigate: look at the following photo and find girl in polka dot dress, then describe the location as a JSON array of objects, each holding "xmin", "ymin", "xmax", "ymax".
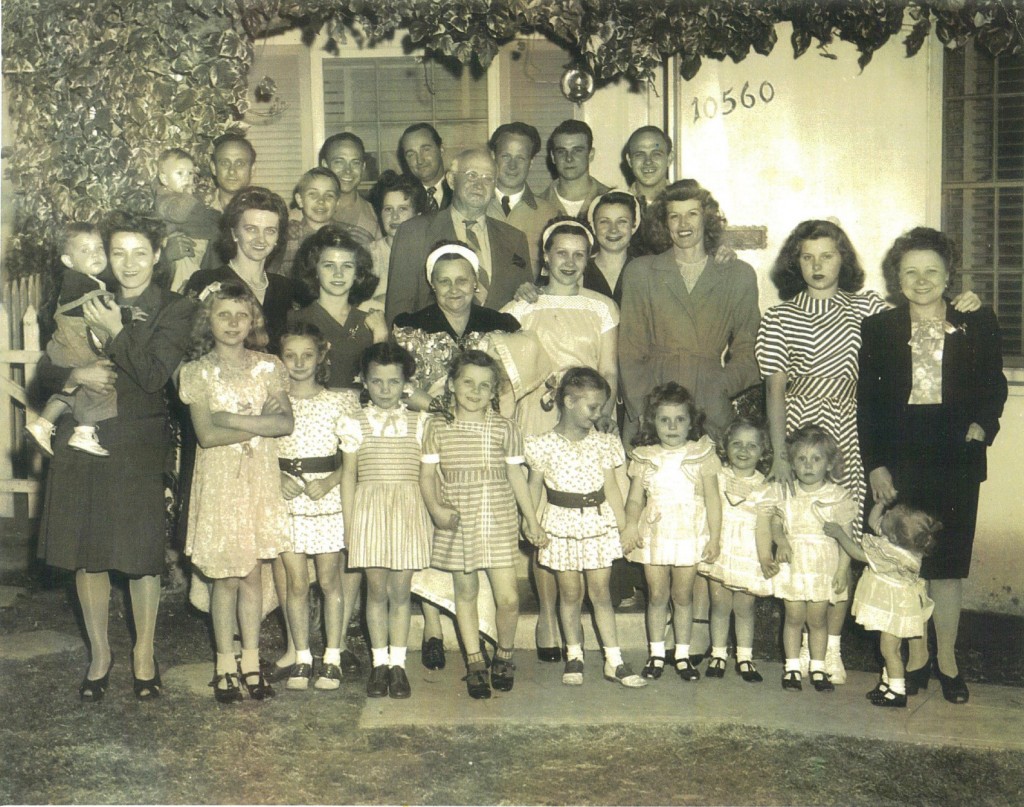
[
  {"xmin": 526, "ymin": 367, "xmax": 645, "ymax": 689},
  {"xmin": 275, "ymin": 322, "xmax": 358, "ymax": 691}
]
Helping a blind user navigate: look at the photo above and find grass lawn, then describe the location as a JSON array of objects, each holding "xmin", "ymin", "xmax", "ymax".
[{"xmin": 1, "ymin": 569, "xmax": 1022, "ymax": 805}]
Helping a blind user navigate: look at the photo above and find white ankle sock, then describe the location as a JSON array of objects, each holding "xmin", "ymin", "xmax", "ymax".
[
  {"xmin": 784, "ymin": 658, "xmax": 801, "ymax": 673},
  {"xmin": 675, "ymin": 643, "xmax": 690, "ymax": 662},
  {"xmin": 711, "ymin": 645, "xmax": 728, "ymax": 660},
  {"xmin": 889, "ymin": 677, "xmax": 906, "ymax": 695},
  {"xmin": 295, "ymin": 649, "xmax": 313, "ymax": 665},
  {"xmin": 371, "ymin": 647, "xmax": 388, "ymax": 667},
  {"xmin": 323, "ymin": 647, "xmax": 341, "ymax": 666},
  {"xmin": 650, "ymin": 640, "xmax": 666, "ymax": 659},
  {"xmin": 827, "ymin": 634, "xmax": 842, "ymax": 651},
  {"xmin": 566, "ymin": 643, "xmax": 584, "ymax": 662},
  {"xmin": 216, "ymin": 652, "xmax": 236, "ymax": 675},
  {"xmin": 604, "ymin": 646, "xmax": 623, "ymax": 668},
  {"xmin": 736, "ymin": 646, "xmax": 753, "ymax": 663},
  {"xmin": 390, "ymin": 646, "xmax": 407, "ymax": 668},
  {"xmin": 809, "ymin": 660, "xmax": 826, "ymax": 673}
]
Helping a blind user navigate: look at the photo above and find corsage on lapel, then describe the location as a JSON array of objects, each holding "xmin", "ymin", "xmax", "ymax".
[{"xmin": 942, "ymin": 320, "xmax": 967, "ymax": 336}]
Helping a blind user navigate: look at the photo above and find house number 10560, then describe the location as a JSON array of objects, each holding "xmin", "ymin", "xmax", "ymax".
[{"xmin": 691, "ymin": 80, "xmax": 775, "ymax": 122}]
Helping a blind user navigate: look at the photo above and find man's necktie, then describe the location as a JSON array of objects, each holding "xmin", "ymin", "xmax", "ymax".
[
  {"xmin": 426, "ymin": 186, "xmax": 439, "ymax": 212},
  {"xmin": 464, "ymin": 219, "xmax": 489, "ymax": 291},
  {"xmin": 501, "ymin": 195, "xmax": 512, "ymax": 216}
]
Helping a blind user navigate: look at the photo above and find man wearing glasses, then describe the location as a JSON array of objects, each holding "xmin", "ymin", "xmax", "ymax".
[
  {"xmin": 385, "ymin": 148, "xmax": 532, "ymax": 322},
  {"xmin": 538, "ymin": 120, "xmax": 610, "ymax": 220}
]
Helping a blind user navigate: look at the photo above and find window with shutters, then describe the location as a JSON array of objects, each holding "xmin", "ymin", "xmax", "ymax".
[{"xmin": 943, "ymin": 47, "xmax": 1024, "ymax": 361}]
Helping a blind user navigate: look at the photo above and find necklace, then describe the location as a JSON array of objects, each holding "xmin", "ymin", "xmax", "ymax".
[{"xmin": 229, "ymin": 260, "xmax": 269, "ymax": 293}]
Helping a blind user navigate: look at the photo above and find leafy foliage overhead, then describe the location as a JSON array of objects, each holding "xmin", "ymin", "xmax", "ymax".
[{"xmin": 3, "ymin": 0, "xmax": 1023, "ymax": 277}]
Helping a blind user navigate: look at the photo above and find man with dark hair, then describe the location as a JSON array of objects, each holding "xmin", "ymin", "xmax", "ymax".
[
  {"xmin": 385, "ymin": 147, "xmax": 532, "ymax": 322},
  {"xmin": 209, "ymin": 132, "xmax": 256, "ymax": 212},
  {"xmin": 398, "ymin": 123, "xmax": 451, "ymax": 211},
  {"xmin": 538, "ymin": 119, "xmax": 610, "ymax": 219},
  {"xmin": 319, "ymin": 132, "xmax": 381, "ymax": 244},
  {"xmin": 486, "ymin": 122, "xmax": 559, "ymax": 274}
]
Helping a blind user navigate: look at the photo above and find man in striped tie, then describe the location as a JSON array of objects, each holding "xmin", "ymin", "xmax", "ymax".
[{"xmin": 385, "ymin": 147, "xmax": 532, "ymax": 323}]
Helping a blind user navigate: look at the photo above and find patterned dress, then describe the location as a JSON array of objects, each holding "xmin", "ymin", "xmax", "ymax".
[
  {"xmin": 180, "ymin": 351, "xmax": 290, "ymax": 578},
  {"xmin": 851, "ymin": 532, "xmax": 934, "ymax": 638},
  {"xmin": 626, "ymin": 437, "xmax": 722, "ymax": 567},
  {"xmin": 337, "ymin": 404, "xmax": 434, "ymax": 570},
  {"xmin": 771, "ymin": 481, "xmax": 858, "ymax": 603},
  {"xmin": 698, "ymin": 467, "xmax": 776, "ymax": 596},
  {"xmin": 277, "ymin": 388, "xmax": 358, "ymax": 554},
  {"xmin": 421, "ymin": 410, "xmax": 525, "ymax": 572},
  {"xmin": 755, "ymin": 290, "xmax": 887, "ymax": 537},
  {"xmin": 501, "ymin": 290, "xmax": 618, "ymax": 437},
  {"xmin": 525, "ymin": 429, "xmax": 624, "ymax": 572}
]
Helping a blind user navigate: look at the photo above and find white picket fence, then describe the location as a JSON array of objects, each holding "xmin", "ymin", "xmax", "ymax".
[{"xmin": 1, "ymin": 275, "xmax": 44, "ymax": 517}]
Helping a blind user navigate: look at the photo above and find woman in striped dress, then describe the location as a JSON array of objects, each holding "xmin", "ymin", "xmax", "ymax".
[
  {"xmin": 339, "ymin": 343, "xmax": 434, "ymax": 700},
  {"xmin": 755, "ymin": 219, "xmax": 979, "ymax": 683}
]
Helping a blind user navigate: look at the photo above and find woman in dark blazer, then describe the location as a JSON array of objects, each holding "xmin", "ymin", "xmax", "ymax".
[
  {"xmin": 857, "ymin": 227, "xmax": 1007, "ymax": 704},
  {"xmin": 37, "ymin": 211, "xmax": 195, "ymax": 701}
]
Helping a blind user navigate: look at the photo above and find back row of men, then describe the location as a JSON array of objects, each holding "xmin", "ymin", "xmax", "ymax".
[{"xmin": 155, "ymin": 120, "xmax": 674, "ymax": 311}]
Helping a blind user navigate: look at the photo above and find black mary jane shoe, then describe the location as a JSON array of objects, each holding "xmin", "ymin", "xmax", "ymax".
[
  {"xmin": 641, "ymin": 656, "xmax": 665, "ymax": 680},
  {"xmin": 536, "ymin": 645, "xmax": 562, "ymax": 663},
  {"xmin": 810, "ymin": 670, "xmax": 835, "ymax": 692},
  {"xmin": 905, "ymin": 664, "xmax": 930, "ymax": 696},
  {"xmin": 781, "ymin": 670, "xmax": 802, "ymax": 691},
  {"xmin": 866, "ymin": 681, "xmax": 890, "ymax": 703},
  {"xmin": 463, "ymin": 669, "xmax": 492, "ymax": 700},
  {"xmin": 675, "ymin": 658, "xmax": 701, "ymax": 681},
  {"xmin": 211, "ymin": 672, "xmax": 244, "ymax": 704},
  {"xmin": 936, "ymin": 669, "xmax": 970, "ymax": 704},
  {"xmin": 871, "ymin": 689, "xmax": 907, "ymax": 708},
  {"xmin": 736, "ymin": 660, "xmax": 763, "ymax": 683},
  {"xmin": 490, "ymin": 657, "xmax": 516, "ymax": 692},
  {"xmin": 133, "ymin": 660, "xmax": 162, "ymax": 700},
  {"xmin": 241, "ymin": 669, "xmax": 276, "ymax": 700},
  {"xmin": 706, "ymin": 657, "xmax": 727, "ymax": 678},
  {"xmin": 80, "ymin": 655, "xmax": 114, "ymax": 703}
]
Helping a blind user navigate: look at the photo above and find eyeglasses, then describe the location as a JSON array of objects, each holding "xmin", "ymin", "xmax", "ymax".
[{"xmin": 456, "ymin": 170, "xmax": 495, "ymax": 185}]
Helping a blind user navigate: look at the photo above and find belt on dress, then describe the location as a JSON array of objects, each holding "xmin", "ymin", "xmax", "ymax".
[
  {"xmin": 279, "ymin": 455, "xmax": 340, "ymax": 475},
  {"xmin": 545, "ymin": 486, "xmax": 606, "ymax": 510}
]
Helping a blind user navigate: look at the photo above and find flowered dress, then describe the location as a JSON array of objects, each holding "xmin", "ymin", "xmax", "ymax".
[
  {"xmin": 852, "ymin": 532, "xmax": 934, "ymax": 638},
  {"xmin": 337, "ymin": 404, "xmax": 434, "ymax": 570},
  {"xmin": 626, "ymin": 436, "xmax": 722, "ymax": 566},
  {"xmin": 525, "ymin": 429, "xmax": 624, "ymax": 572},
  {"xmin": 277, "ymin": 388, "xmax": 358, "ymax": 554},
  {"xmin": 180, "ymin": 351, "xmax": 290, "ymax": 578},
  {"xmin": 421, "ymin": 410, "xmax": 525, "ymax": 572},
  {"xmin": 771, "ymin": 481, "xmax": 858, "ymax": 602},
  {"xmin": 698, "ymin": 467, "xmax": 776, "ymax": 596}
]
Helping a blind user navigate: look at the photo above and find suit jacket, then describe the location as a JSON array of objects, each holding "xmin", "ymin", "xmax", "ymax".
[
  {"xmin": 857, "ymin": 303, "xmax": 1006, "ymax": 483},
  {"xmin": 486, "ymin": 184, "xmax": 560, "ymax": 275},
  {"xmin": 538, "ymin": 176, "xmax": 611, "ymax": 220},
  {"xmin": 618, "ymin": 250, "xmax": 760, "ymax": 436},
  {"xmin": 384, "ymin": 208, "xmax": 533, "ymax": 324}
]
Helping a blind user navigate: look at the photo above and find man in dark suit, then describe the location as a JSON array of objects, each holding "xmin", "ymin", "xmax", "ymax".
[
  {"xmin": 385, "ymin": 148, "xmax": 534, "ymax": 323},
  {"xmin": 398, "ymin": 123, "xmax": 452, "ymax": 212}
]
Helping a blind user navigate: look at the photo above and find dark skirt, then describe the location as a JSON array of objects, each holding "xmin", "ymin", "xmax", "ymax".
[
  {"xmin": 889, "ymin": 405, "xmax": 982, "ymax": 580},
  {"xmin": 38, "ymin": 414, "xmax": 173, "ymax": 576}
]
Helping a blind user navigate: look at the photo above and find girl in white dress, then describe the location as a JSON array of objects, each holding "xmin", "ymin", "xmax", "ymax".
[
  {"xmin": 275, "ymin": 322, "xmax": 358, "ymax": 691},
  {"xmin": 771, "ymin": 424, "xmax": 857, "ymax": 693},
  {"xmin": 698, "ymin": 417, "xmax": 777, "ymax": 683},
  {"xmin": 623, "ymin": 382, "xmax": 722, "ymax": 682},
  {"xmin": 526, "ymin": 367, "xmax": 644, "ymax": 689},
  {"xmin": 824, "ymin": 503, "xmax": 939, "ymax": 707}
]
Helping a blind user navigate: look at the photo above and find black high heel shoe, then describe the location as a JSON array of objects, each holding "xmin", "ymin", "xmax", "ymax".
[
  {"xmin": 936, "ymin": 669, "xmax": 970, "ymax": 704},
  {"xmin": 80, "ymin": 654, "xmax": 114, "ymax": 702},
  {"xmin": 133, "ymin": 659, "xmax": 162, "ymax": 700},
  {"xmin": 905, "ymin": 663, "xmax": 930, "ymax": 696}
]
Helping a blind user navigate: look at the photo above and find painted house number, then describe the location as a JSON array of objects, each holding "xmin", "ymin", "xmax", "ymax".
[{"xmin": 691, "ymin": 80, "xmax": 775, "ymax": 123}]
